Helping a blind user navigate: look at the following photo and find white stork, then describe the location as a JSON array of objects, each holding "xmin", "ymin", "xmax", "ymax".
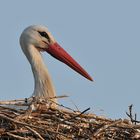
[{"xmin": 20, "ymin": 25, "xmax": 93, "ymax": 103}]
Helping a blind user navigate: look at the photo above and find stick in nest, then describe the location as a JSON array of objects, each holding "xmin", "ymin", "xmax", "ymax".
[
  {"xmin": 25, "ymin": 126, "xmax": 45, "ymax": 140},
  {"xmin": 126, "ymin": 104, "xmax": 140, "ymax": 124},
  {"xmin": 64, "ymin": 107, "xmax": 90, "ymax": 121}
]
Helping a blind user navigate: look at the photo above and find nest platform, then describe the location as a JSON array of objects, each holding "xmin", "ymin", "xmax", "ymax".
[{"xmin": 0, "ymin": 99, "xmax": 140, "ymax": 140}]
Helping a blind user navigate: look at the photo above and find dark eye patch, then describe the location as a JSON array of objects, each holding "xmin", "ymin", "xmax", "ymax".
[{"xmin": 38, "ymin": 31, "xmax": 50, "ymax": 42}]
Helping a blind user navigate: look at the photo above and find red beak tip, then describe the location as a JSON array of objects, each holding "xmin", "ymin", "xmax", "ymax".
[{"xmin": 89, "ymin": 77, "xmax": 94, "ymax": 82}]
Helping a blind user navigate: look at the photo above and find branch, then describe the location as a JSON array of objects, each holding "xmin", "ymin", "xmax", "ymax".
[
  {"xmin": 65, "ymin": 107, "xmax": 90, "ymax": 121},
  {"xmin": 126, "ymin": 104, "xmax": 140, "ymax": 124},
  {"xmin": 25, "ymin": 126, "xmax": 45, "ymax": 140},
  {"xmin": 6, "ymin": 132, "xmax": 29, "ymax": 140}
]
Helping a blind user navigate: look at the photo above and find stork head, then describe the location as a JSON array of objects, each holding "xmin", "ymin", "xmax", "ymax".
[{"xmin": 20, "ymin": 25, "xmax": 93, "ymax": 81}]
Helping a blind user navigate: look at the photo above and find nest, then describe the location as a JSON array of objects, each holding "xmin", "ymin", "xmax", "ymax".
[{"xmin": 0, "ymin": 99, "xmax": 140, "ymax": 140}]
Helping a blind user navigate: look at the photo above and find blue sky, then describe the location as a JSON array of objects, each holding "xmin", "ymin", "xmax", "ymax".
[{"xmin": 0, "ymin": 1, "xmax": 140, "ymax": 119}]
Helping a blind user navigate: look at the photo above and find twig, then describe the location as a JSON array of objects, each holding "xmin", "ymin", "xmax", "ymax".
[
  {"xmin": 52, "ymin": 102, "xmax": 77, "ymax": 112},
  {"xmin": 93, "ymin": 119, "xmax": 122, "ymax": 137},
  {"xmin": 0, "ymin": 98, "xmax": 30, "ymax": 105},
  {"xmin": 69, "ymin": 99, "xmax": 79, "ymax": 111},
  {"xmin": 65, "ymin": 107, "xmax": 90, "ymax": 121},
  {"xmin": 0, "ymin": 113, "xmax": 43, "ymax": 130},
  {"xmin": 126, "ymin": 104, "xmax": 140, "ymax": 124},
  {"xmin": 0, "ymin": 95, "xmax": 68, "ymax": 106},
  {"xmin": 50, "ymin": 95, "xmax": 69, "ymax": 99},
  {"xmin": 25, "ymin": 126, "xmax": 45, "ymax": 140},
  {"xmin": 6, "ymin": 132, "xmax": 30, "ymax": 140},
  {"xmin": 0, "ymin": 105, "xmax": 22, "ymax": 113}
]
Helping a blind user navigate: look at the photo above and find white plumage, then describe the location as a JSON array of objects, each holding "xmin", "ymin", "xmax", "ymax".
[{"xmin": 20, "ymin": 25, "xmax": 93, "ymax": 103}]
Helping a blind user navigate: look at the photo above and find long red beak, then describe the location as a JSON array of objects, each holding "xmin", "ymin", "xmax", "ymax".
[{"xmin": 46, "ymin": 42, "xmax": 93, "ymax": 81}]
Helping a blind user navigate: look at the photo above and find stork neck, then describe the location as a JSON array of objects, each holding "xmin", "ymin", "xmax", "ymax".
[{"xmin": 26, "ymin": 45, "xmax": 56, "ymax": 100}]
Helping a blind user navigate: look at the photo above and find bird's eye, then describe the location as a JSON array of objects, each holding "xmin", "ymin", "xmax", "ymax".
[{"xmin": 38, "ymin": 31, "xmax": 50, "ymax": 42}]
